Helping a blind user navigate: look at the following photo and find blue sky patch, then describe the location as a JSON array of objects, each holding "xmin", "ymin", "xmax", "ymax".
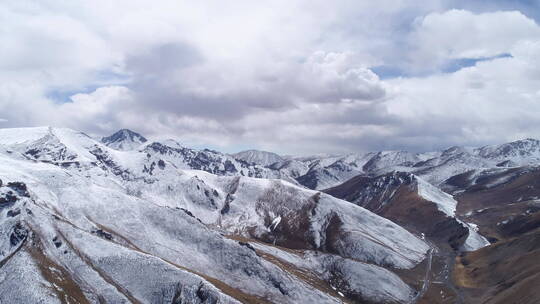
[{"xmin": 441, "ymin": 53, "xmax": 513, "ymax": 73}]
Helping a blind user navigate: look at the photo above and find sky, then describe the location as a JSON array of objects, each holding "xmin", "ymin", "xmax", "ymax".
[{"xmin": 1, "ymin": 0, "xmax": 540, "ymax": 154}]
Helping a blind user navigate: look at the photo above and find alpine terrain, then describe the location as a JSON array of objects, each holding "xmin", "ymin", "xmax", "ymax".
[{"xmin": 0, "ymin": 127, "xmax": 539, "ymax": 303}]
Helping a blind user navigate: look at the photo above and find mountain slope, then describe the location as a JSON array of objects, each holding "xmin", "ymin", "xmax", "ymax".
[
  {"xmin": 3, "ymin": 126, "xmax": 540, "ymax": 303},
  {"xmin": 324, "ymin": 156, "xmax": 540, "ymax": 303},
  {"xmin": 0, "ymin": 127, "xmax": 431, "ymax": 303},
  {"xmin": 454, "ymin": 228, "xmax": 540, "ymax": 304},
  {"xmin": 324, "ymin": 172, "xmax": 488, "ymax": 252}
]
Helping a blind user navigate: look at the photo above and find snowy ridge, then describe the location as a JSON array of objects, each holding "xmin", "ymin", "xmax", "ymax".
[
  {"xmin": 285, "ymin": 138, "xmax": 540, "ymax": 189},
  {"xmin": 97, "ymin": 129, "xmax": 540, "ymax": 190},
  {"xmin": 416, "ymin": 176, "xmax": 457, "ymax": 217},
  {"xmin": 416, "ymin": 175, "xmax": 490, "ymax": 251},
  {"xmin": 0, "ymin": 127, "xmax": 430, "ymax": 303},
  {"xmin": 232, "ymin": 149, "xmax": 284, "ymax": 166},
  {"xmin": 2, "ymin": 126, "xmax": 536, "ymax": 302},
  {"xmin": 0, "ymin": 126, "xmax": 52, "ymax": 145},
  {"xmin": 169, "ymin": 170, "xmax": 429, "ymax": 269}
]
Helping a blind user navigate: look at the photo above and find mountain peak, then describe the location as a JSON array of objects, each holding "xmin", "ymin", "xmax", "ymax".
[
  {"xmin": 477, "ymin": 137, "xmax": 540, "ymax": 160},
  {"xmin": 101, "ymin": 129, "xmax": 147, "ymax": 151},
  {"xmin": 232, "ymin": 149, "xmax": 283, "ymax": 166}
]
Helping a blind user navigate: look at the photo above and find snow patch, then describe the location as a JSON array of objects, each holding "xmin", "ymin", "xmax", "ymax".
[
  {"xmin": 460, "ymin": 222, "xmax": 490, "ymax": 251},
  {"xmin": 416, "ymin": 177, "xmax": 457, "ymax": 217},
  {"xmin": 269, "ymin": 216, "xmax": 281, "ymax": 231}
]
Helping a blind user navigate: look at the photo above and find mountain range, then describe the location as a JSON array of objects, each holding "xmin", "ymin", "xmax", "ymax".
[{"xmin": 0, "ymin": 127, "xmax": 538, "ymax": 303}]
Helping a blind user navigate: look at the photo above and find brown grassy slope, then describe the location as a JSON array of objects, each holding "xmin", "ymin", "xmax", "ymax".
[{"xmin": 453, "ymin": 228, "xmax": 540, "ymax": 304}]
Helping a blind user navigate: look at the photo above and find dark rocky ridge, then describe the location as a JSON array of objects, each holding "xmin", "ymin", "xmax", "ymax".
[{"xmin": 101, "ymin": 129, "xmax": 147, "ymax": 145}]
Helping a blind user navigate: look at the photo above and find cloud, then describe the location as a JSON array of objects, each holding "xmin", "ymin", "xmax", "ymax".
[
  {"xmin": 406, "ymin": 9, "xmax": 540, "ymax": 72},
  {"xmin": 0, "ymin": 2, "xmax": 120, "ymax": 90},
  {"xmin": 0, "ymin": 1, "xmax": 540, "ymax": 154},
  {"xmin": 57, "ymin": 86, "xmax": 135, "ymax": 133},
  {"xmin": 301, "ymin": 52, "xmax": 386, "ymax": 102},
  {"xmin": 385, "ymin": 39, "xmax": 540, "ymax": 148}
]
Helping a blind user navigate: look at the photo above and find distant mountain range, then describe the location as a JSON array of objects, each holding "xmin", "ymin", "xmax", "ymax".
[
  {"xmin": 101, "ymin": 129, "xmax": 540, "ymax": 191},
  {"xmin": 0, "ymin": 126, "xmax": 538, "ymax": 303}
]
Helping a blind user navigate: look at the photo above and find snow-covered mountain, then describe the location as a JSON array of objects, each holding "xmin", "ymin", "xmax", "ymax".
[
  {"xmin": 98, "ymin": 130, "xmax": 540, "ymax": 191},
  {"xmin": 476, "ymin": 138, "xmax": 540, "ymax": 162},
  {"xmin": 0, "ymin": 127, "xmax": 431, "ymax": 303},
  {"xmin": 232, "ymin": 150, "xmax": 284, "ymax": 167},
  {"xmin": 1, "ymin": 126, "xmax": 539, "ymax": 303},
  {"xmin": 101, "ymin": 129, "xmax": 147, "ymax": 151},
  {"xmin": 411, "ymin": 139, "xmax": 540, "ymax": 185},
  {"xmin": 290, "ymin": 139, "xmax": 540, "ymax": 190}
]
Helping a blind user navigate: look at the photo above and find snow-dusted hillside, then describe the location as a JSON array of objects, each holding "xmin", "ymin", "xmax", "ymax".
[
  {"xmin": 2, "ymin": 126, "xmax": 540, "ymax": 303},
  {"xmin": 0, "ymin": 127, "xmax": 431, "ymax": 303},
  {"xmin": 325, "ymin": 171, "xmax": 490, "ymax": 252},
  {"xmin": 232, "ymin": 149, "xmax": 284, "ymax": 166}
]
